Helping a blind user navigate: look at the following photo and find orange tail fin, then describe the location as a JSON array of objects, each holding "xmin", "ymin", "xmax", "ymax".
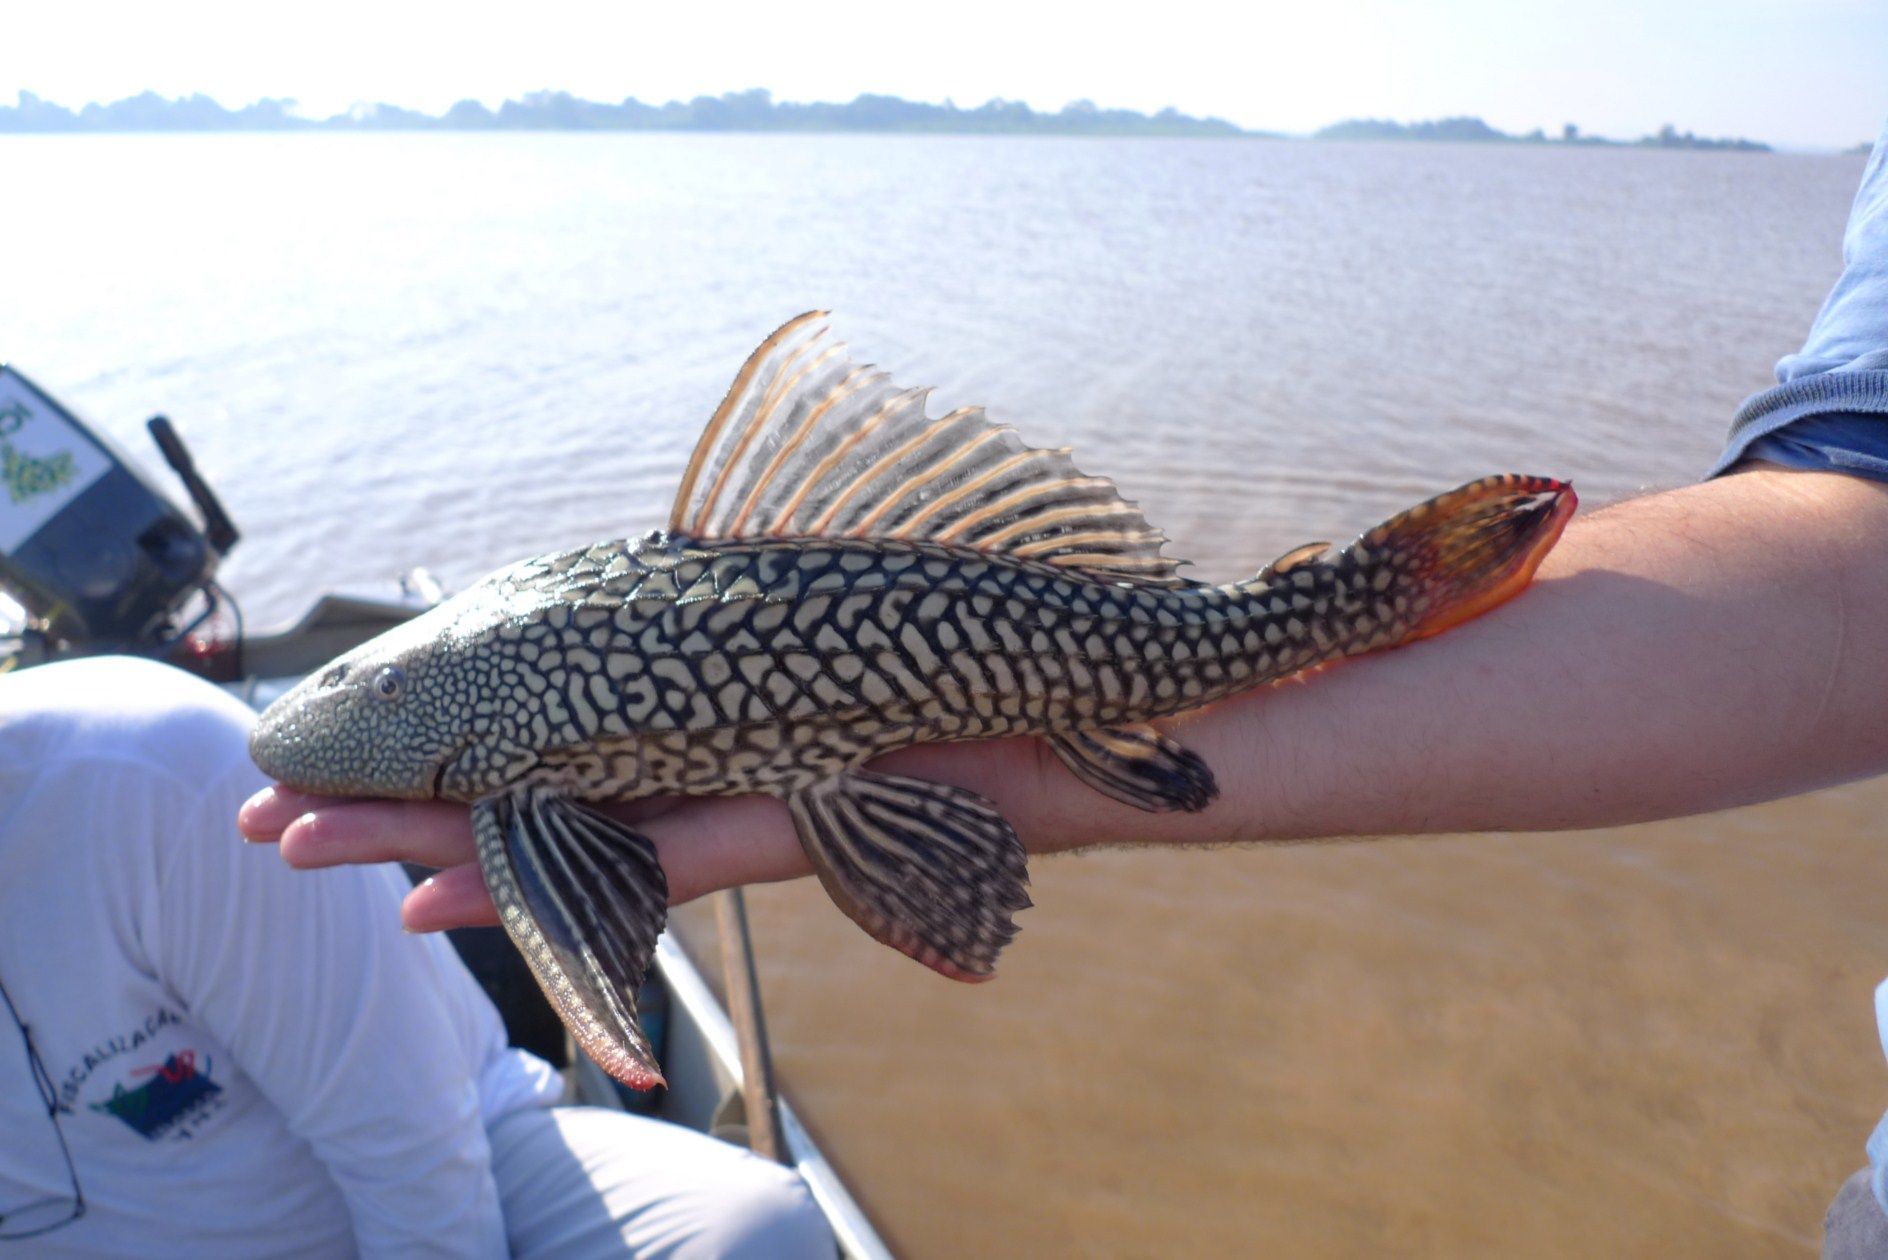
[{"xmin": 1347, "ymin": 474, "xmax": 1576, "ymax": 644}]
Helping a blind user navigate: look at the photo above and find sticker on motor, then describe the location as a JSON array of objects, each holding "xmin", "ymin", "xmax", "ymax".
[{"xmin": 0, "ymin": 372, "xmax": 111, "ymax": 551}]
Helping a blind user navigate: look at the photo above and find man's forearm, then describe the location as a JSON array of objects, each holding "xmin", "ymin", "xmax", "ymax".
[
  {"xmin": 1056, "ymin": 465, "xmax": 1888, "ymax": 846},
  {"xmin": 244, "ymin": 465, "xmax": 1888, "ymax": 913}
]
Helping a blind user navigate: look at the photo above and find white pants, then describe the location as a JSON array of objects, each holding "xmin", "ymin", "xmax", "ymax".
[{"xmin": 488, "ymin": 1106, "xmax": 835, "ymax": 1259}]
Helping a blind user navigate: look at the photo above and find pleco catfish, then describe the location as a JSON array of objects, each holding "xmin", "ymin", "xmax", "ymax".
[{"xmin": 251, "ymin": 313, "xmax": 1577, "ymax": 1087}]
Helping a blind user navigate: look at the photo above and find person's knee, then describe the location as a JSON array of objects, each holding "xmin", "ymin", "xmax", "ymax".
[
  {"xmin": 690, "ymin": 1158, "xmax": 834, "ymax": 1260},
  {"xmin": 492, "ymin": 1105, "xmax": 838, "ymax": 1259},
  {"xmin": 1824, "ymin": 1167, "xmax": 1888, "ymax": 1260}
]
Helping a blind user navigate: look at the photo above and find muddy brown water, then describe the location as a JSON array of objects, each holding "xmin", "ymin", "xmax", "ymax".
[{"xmin": 6, "ymin": 131, "xmax": 1879, "ymax": 1255}]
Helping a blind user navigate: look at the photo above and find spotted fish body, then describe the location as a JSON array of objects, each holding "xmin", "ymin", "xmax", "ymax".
[{"xmin": 252, "ymin": 313, "xmax": 1576, "ymax": 1087}]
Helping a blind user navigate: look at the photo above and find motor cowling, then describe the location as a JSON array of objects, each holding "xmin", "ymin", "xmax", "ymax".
[{"xmin": 0, "ymin": 366, "xmax": 221, "ymax": 651}]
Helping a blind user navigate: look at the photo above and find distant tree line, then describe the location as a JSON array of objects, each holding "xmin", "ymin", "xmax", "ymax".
[
  {"xmin": 0, "ymin": 91, "xmax": 1784, "ymax": 150},
  {"xmin": 0, "ymin": 88, "xmax": 1254, "ymax": 137},
  {"xmin": 1313, "ymin": 115, "xmax": 1771, "ymax": 151}
]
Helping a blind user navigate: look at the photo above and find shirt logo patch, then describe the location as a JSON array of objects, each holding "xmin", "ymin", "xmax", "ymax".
[{"xmin": 89, "ymin": 1050, "xmax": 223, "ymax": 1141}]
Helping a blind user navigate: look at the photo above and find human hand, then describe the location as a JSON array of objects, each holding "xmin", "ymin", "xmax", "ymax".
[
  {"xmin": 239, "ymin": 784, "xmax": 813, "ymax": 931},
  {"xmin": 237, "ymin": 732, "xmax": 1236, "ymax": 932}
]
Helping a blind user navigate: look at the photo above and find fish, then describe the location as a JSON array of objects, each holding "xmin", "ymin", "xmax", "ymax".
[{"xmin": 250, "ymin": 312, "xmax": 1576, "ymax": 1088}]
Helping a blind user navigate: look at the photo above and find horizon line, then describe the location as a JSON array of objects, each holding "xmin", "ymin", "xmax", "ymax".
[{"xmin": 0, "ymin": 87, "xmax": 1848, "ymax": 153}]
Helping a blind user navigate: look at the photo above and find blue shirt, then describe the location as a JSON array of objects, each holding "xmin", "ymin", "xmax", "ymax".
[
  {"xmin": 1705, "ymin": 113, "xmax": 1888, "ymax": 1211},
  {"xmin": 1709, "ymin": 114, "xmax": 1888, "ymax": 481}
]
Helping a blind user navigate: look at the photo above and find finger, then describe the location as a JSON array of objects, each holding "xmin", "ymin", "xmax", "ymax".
[
  {"xmin": 403, "ymin": 864, "xmax": 499, "ymax": 932},
  {"xmin": 641, "ymin": 794, "xmax": 811, "ymax": 905},
  {"xmin": 239, "ymin": 785, "xmax": 364, "ymax": 842},
  {"xmin": 279, "ymin": 799, "xmax": 477, "ymax": 870}
]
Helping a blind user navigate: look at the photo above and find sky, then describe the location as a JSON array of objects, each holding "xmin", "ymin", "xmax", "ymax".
[{"xmin": 3, "ymin": 0, "xmax": 1883, "ymax": 150}]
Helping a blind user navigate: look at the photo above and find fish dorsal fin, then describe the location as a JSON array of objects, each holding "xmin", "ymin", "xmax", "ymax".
[
  {"xmin": 669, "ymin": 312, "xmax": 1187, "ymax": 586},
  {"xmin": 1258, "ymin": 542, "xmax": 1332, "ymax": 580}
]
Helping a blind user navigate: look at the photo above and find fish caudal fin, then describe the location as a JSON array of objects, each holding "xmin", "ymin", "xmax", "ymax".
[
  {"xmin": 789, "ymin": 770, "xmax": 1032, "ymax": 983},
  {"xmin": 1343, "ymin": 474, "xmax": 1575, "ymax": 647},
  {"xmin": 474, "ymin": 790, "xmax": 669, "ymax": 1089}
]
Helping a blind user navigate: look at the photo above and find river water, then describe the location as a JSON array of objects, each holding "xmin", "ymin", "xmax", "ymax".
[{"xmin": 4, "ymin": 132, "xmax": 1879, "ymax": 1256}]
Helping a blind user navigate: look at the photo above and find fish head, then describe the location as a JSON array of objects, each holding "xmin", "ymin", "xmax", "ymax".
[{"xmin": 250, "ymin": 593, "xmax": 496, "ymax": 799}]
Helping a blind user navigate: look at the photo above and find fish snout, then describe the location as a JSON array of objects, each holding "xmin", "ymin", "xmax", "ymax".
[{"xmin": 248, "ymin": 696, "xmax": 330, "ymax": 792}]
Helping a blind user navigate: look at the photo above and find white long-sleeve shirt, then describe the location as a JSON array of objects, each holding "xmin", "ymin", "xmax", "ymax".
[{"xmin": 0, "ymin": 657, "xmax": 561, "ymax": 1257}]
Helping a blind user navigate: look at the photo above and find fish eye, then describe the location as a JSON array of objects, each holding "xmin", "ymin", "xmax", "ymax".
[{"xmin": 371, "ymin": 666, "xmax": 406, "ymax": 703}]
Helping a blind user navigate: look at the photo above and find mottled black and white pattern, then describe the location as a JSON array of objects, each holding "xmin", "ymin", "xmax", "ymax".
[{"xmin": 421, "ymin": 528, "xmax": 1434, "ymax": 804}]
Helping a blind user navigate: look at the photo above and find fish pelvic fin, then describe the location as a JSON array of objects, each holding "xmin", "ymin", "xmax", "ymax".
[
  {"xmin": 1050, "ymin": 724, "xmax": 1218, "ymax": 813},
  {"xmin": 1342, "ymin": 474, "xmax": 1575, "ymax": 647},
  {"xmin": 789, "ymin": 769, "xmax": 1032, "ymax": 983},
  {"xmin": 670, "ymin": 313, "xmax": 1189, "ymax": 587},
  {"xmin": 475, "ymin": 789, "xmax": 669, "ymax": 1090}
]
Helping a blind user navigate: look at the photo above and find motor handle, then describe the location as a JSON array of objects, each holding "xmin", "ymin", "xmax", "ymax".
[{"xmin": 146, "ymin": 414, "xmax": 239, "ymax": 557}]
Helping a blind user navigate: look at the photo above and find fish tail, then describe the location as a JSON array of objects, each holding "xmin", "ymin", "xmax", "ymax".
[{"xmin": 1334, "ymin": 474, "xmax": 1576, "ymax": 650}]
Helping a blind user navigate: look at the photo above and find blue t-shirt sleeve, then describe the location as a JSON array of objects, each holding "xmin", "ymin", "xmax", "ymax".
[
  {"xmin": 1710, "ymin": 113, "xmax": 1888, "ymax": 480},
  {"xmin": 1735, "ymin": 411, "xmax": 1888, "ymax": 482}
]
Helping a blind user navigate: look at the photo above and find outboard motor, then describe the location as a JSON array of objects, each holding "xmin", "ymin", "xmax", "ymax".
[{"xmin": 0, "ymin": 365, "xmax": 237, "ymax": 658}]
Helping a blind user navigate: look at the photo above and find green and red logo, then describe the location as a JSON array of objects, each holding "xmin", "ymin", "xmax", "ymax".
[{"xmin": 89, "ymin": 1050, "xmax": 221, "ymax": 1141}]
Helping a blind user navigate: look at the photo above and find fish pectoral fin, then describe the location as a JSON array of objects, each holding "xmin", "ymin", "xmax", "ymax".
[
  {"xmin": 474, "ymin": 789, "xmax": 669, "ymax": 1090},
  {"xmin": 789, "ymin": 769, "xmax": 1032, "ymax": 983},
  {"xmin": 1050, "ymin": 724, "xmax": 1219, "ymax": 813}
]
